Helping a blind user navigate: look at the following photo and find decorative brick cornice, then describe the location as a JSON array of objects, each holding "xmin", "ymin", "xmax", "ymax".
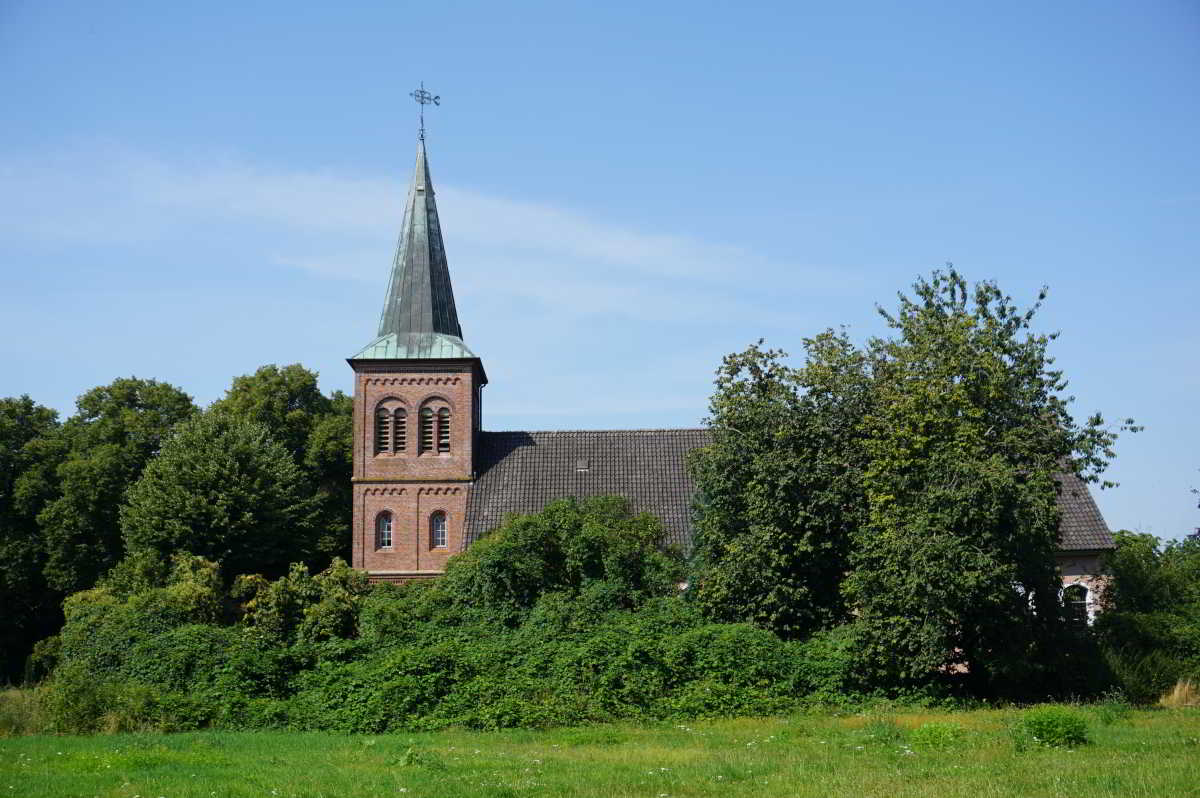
[
  {"xmin": 417, "ymin": 486, "xmax": 462, "ymax": 496},
  {"xmin": 353, "ymin": 477, "xmax": 473, "ymax": 484},
  {"xmin": 365, "ymin": 376, "xmax": 463, "ymax": 387},
  {"xmin": 362, "ymin": 486, "xmax": 408, "ymax": 497}
]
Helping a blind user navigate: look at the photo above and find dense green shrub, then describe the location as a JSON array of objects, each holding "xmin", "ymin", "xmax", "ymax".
[
  {"xmin": 42, "ymin": 500, "xmax": 823, "ymax": 733},
  {"xmin": 1018, "ymin": 705, "xmax": 1090, "ymax": 748},
  {"xmin": 1096, "ymin": 532, "xmax": 1200, "ymax": 703},
  {"xmin": 911, "ymin": 721, "xmax": 966, "ymax": 749}
]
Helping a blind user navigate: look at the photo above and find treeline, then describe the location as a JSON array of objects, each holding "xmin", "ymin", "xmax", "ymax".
[
  {"xmin": 0, "ymin": 365, "xmax": 353, "ymax": 683},
  {"xmin": 2, "ymin": 268, "xmax": 1195, "ymax": 731}
]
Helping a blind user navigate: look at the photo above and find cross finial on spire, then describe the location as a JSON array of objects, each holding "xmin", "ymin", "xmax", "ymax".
[{"xmin": 410, "ymin": 82, "xmax": 440, "ymax": 141}]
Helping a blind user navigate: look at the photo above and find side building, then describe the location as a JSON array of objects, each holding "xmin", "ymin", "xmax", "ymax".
[{"xmin": 348, "ymin": 137, "xmax": 1113, "ymax": 622}]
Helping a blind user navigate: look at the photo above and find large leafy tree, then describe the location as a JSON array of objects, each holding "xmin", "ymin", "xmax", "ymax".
[
  {"xmin": 120, "ymin": 412, "xmax": 320, "ymax": 579},
  {"xmin": 845, "ymin": 270, "xmax": 1134, "ymax": 695},
  {"xmin": 0, "ymin": 396, "xmax": 61, "ymax": 681},
  {"xmin": 688, "ymin": 333, "xmax": 871, "ymax": 639},
  {"xmin": 209, "ymin": 364, "xmax": 351, "ymax": 562},
  {"xmin": 38, "ymin": 378, "xmax": 197, "ymax": 594},
  {"xmin": 1095, "ymin": 531, "xmax": 1200, "ymax": 702},
  {"xmin": 690, "ymin": 269, "xmax": 1135, "ymax": 696}
]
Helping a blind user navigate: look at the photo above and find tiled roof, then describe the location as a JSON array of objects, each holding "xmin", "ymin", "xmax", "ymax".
[
  {"xmin": 465, "ymin": 429, "xmax": 1113, "ymax": 553},
  {"xmin": 465, "ymin": 429, "xmax": 709, "ymax": 550},
  {"xmin": 1056, "ymin": 471, "xmax": 1116, "ymax": 551}
]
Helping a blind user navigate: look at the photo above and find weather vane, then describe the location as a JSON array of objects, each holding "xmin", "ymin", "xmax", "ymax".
[{"xmin": 410, "ymin": 82, "xmax": 440, "ymax": 141}]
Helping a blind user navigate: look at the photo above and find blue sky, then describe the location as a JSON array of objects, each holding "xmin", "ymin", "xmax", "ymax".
[{"xmin": 1, "ymin": 1, "xmax": 1197, "ymax": 538}]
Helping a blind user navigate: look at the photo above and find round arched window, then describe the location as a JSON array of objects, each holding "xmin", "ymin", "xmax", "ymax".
[
  {"xmin": 375, "ymin": 512, "xmax": 393, "ymax": 549},
  {"xmin": 430, "ymin": 511, "xmax": 447, "ymax": 549}
]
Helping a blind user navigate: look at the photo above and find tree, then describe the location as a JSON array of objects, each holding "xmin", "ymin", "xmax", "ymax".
[
  {"xmin": 844, "ymin": 269, "xmax": 1135, "ymax": 695},
  {"xmin": 210, "ymin": 364, "xmax": 351, "ymax": 562},
  {"xmin": 120, "ymin": 412, "xmax": 320, "ymax": 579},
  {"xmin": 689, "ymin": 268, "xmax": 1136, "ymax": 697},
  {"xmin": 1095, "ymin": 531, "xmax": 1200, "ymax": 702},
  {"xmin": 38, "ymin": 378, "xmax": 196, "ymax": 594},
  {"xmin": 0, "ymin": 396, "xmax": 61, "ymax": 681},
  {"xmin": 688, "ymin": 333, "xmax": 870, "ymax": 639}
]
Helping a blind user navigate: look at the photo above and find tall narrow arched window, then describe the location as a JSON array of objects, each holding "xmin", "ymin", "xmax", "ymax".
[
  {"xmin": 393, "ymin": 408, "xmax": 407, "ymax": 452},
  {"xmin": 374, "ymin": 400, "xmax": 406, "ymax": 455},
  {"xmin": 419, "ymin": 408, "xmax": 434, "ymax": 453},
  {"xmin": 1065, "ymin": 584, "xmax": 1088, "ymax": 630},
  {"xmin": 375, "ymin": 511, "xmax": 393, "ymax": 549},
  {"xmin": 430, "ymin": 511, "xmax": 447, "ymax": 548},
  {"xmin": 374, "ymin": 408, "xmax": 392, "ymax": 454},
  {"xmin": 437, "ymin": 408, "xmax": 451, "ymax": 452}
]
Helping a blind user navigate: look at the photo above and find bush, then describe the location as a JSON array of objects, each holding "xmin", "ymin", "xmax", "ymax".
[
  {"xmin": 1092, "ymin": 690, "xmax": 1133, "ymax": 725},
  {"xmin": 39, "ymin": 500, "xmax": 828, "ymax": 733},
  {"xmin": 1018, "ymin": 705, "xmax": 1090, "ymax": 748},
  {"xmin": 859, "ymin": 717, "xmax": 905, "ymax": 745},
  {"xmin": 793, "ymin": 624, "xmax": 864, "ymax": 701},
  {"xmin": 910, "ymin": 721, "xmax": 965, "ymax": 749},
  {"xmin": 0, "ymin": 688, "xmax": 47, "ymax": 736}
]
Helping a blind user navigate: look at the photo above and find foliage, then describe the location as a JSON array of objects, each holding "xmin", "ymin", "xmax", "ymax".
[
  {"xmin": 120, "ymin": 412, "xmax": 320, "ymax": 580},
  {"xmin": 1017, "ymin": 705, "xmax": 1090, "ymax": 748},
  {"xmin": 0, "ymin": 687, "xmax": 47, "ymax": 737},
  {"xmin": 37, "ymin": 378, "xmax": 197, "ymax": 594},
  {"xmin": 691, "ymin": 268, "xmax": 1137, "ymax": 697},
  {"xmin": 0, "ymin": 396, "xmax": 61, "ymax": 682},
  {"xmin": 42, "ymin": 500, "xmax": 832, "ymax": 734},
  {"xmin": 848, "ymin": 270, "xmax": 1134, "ymax": 695},
  {"xmin": 1095, "ymin": 531, "xmax": 1200, "ymax": 702},
  {"xmin": 910, "ymin": 721, "xmax": 966, "ymax": 749},
  {"xmin": 235, "ymin": 558, "xmax": 370, "ymax": 647},
  {"xmin": 437, "ymin": 496, "xmax": 684, "ymax": 623},
  {"xmin": 210, "ymin": 364, "xmax": 352, "ymax": 562},
  {"xmin": 688, "ymin": 334, "xmax": 869, "ymax": 639}
]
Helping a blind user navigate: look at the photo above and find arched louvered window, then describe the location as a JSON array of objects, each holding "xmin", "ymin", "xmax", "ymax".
[
  {"xmin": 437, "ymin": 408, "xmax": 451, "ymax": 453},
  {"xmin": 375, "ymin": 512, "xmax": 393, "ymax": 549},
  {"xmin": 393, "ymin": 408, "xmax": 407, "ymax": 452},
  {"xmin": 374, "ymin": 408, "xmax": 391, "ymax": 454},
  {"xmin": 419, "ymin": 408, "xmax": 435, "ymax": 453},
  {"xmin": 1065, "ymin": 584, "xmax": 1088, "ymax": 630},
  {"xmin": 374, "ymin": 401, "xmax": 406, "ymax": 455},
  {"xmin": 430, "ymin": 511, "xmax": 447, "ymax": 548}
]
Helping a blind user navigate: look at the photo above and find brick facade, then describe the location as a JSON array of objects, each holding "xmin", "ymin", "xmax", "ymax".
[{"xmin": 349, "ymin": 358, "xmax": 483, "ymax": 579}]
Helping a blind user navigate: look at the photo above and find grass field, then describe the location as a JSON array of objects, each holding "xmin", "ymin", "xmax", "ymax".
[{"xmin": 2, "ymin": 707, "xmax": 1198, "ymax": 798}]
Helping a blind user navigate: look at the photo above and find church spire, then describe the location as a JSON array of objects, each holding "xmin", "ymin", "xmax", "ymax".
[{"xmin": 352, "ymin": 135, "xmax": 476, "ymax": 360}]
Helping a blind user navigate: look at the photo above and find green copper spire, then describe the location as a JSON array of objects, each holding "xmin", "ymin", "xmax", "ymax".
[{"xmin": 352, "ymin": 138, "xmax": 476, "ymax": 360}]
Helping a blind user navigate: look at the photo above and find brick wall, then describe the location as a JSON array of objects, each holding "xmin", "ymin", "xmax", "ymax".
[{"xmin": 349, "ymin": 359, "xmax": 481, "ymax": 576}]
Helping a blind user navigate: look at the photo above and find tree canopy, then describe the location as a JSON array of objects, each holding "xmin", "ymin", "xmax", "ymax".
[
  {"xmin": 120, "ymin": 412, "xmax": 321, "ymax": 580},
  {"xmin": 210, "ymin": 364, "xmax": 352, "ymax": 562},
  {"xmin": 689, "ymin": 268, "xmax": 1138, "ymax": 695},
  {"xmin": 687, "ymin": 333, "xmax": 869, "ymax": 639},
  {"xmin": 36, "ymin": 378, "xmax": 198, "ymax": 594},
  {"xmin": 0, "ymin": 396, "xmax": 61, "ymax": 681},
  {"xmin": 1095, "ymin": 531, "xmax": 1200, "ymax": 702}
]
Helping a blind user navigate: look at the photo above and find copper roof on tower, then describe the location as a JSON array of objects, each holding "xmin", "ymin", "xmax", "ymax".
[{"xmin": 352, "ymin": 138, "xmax": 476, "ymax": 360}]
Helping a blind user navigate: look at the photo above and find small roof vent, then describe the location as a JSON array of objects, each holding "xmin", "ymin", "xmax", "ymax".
[{"xmin": 575, "ymin": 458, "xmax": 590, "ymax": 473}]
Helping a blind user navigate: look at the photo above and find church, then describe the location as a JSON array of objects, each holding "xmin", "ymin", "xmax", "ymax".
[{"xmin": 346, "ymin": 135, "xmax": 1113, "ymax": 621}]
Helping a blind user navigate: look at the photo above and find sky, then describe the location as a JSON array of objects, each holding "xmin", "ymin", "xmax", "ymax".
[{"xmin": 1, "ymin": 0, "xmax": 1197, "ymax": 539}]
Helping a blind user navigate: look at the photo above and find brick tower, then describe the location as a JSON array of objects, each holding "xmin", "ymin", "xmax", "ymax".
[{"xmin": 348, "ymin": 136, "xmax": 486, "ymax": 581}]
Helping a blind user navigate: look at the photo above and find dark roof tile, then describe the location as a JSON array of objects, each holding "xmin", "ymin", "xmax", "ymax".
[{"xmin": 466, "ymin": 429, "xmax": 1113, "ymax": 553}]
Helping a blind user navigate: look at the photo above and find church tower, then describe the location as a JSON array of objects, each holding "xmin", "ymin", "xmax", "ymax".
[{"xmin": 348, "ymin": 136, "xmax": 486, "ymax": 580}]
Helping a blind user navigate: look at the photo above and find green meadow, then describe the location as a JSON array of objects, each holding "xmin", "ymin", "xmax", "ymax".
[{"xmin": 2, "ymin": 707, "xmax": 1198, "ymax": 798}]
